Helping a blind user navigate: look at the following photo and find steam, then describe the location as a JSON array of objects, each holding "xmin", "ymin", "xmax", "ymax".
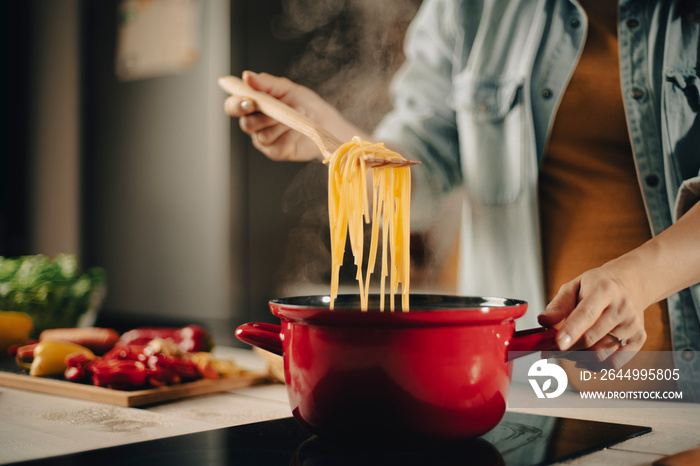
[
  {"xmin": 273, "ymin": 0, "xmax": 422, "ymax": 292},
  {"xmin": 277, "ymin": 162, "xmax": 331, "ymax": 287},
  {"xmin": 274, "ymin": 0, "xmax": 422, "ymax": 132}
]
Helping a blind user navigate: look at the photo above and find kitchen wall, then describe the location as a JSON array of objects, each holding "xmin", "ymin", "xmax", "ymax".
[
  {"xmin": 79, "ymin": 0, "xmax": 319, "ymax": 343},
  {"xmin": 3, "ymin": 0, "xmax": 80, "ymax": 258},
  {"xmin": 12, "ymin": 0, "xmax": 315, "ymax": 345},
  {"xmin": 81, "ymin": 0, "xmax": 241, "ymax": 344},
  {"xmin": 12, "ymin": 0, "xmax": 457, "ymax": 346},
  {"xmin": 28, "ymin": 1, "xmax": 82, "ymax": 259}
]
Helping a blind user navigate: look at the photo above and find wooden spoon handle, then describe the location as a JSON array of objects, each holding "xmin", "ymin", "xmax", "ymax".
[{"xmin": 218, "ymin": 76, "xmax": 341, "ymax": 157}]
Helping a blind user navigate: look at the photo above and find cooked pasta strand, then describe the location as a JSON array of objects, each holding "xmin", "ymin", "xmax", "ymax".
[{"xmin": 324, "ymin": 137, "xmax": 411, "ymax": 311}]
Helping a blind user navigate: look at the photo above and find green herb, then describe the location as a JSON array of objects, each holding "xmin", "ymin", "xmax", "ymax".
[{"xmin": 0, "ymin": 254, "xmax": 106, "ymax": 337}]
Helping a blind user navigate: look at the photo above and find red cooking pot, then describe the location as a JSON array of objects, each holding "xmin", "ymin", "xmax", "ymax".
[{"xmin": 236, "ymin": 294, "xmax": 557, "ymax": 442}]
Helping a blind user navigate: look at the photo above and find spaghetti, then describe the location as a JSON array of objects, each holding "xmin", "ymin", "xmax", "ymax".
[{"xmin": 324, "ymin": 137, "xmax": 412, "ymax": 311}]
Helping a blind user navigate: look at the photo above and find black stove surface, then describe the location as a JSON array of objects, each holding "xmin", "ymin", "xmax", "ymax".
[{"xmin": 12, "ymin": 413, "xmax": 650, "ymax": 466}]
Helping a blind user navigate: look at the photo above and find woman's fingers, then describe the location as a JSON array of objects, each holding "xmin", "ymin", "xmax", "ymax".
[
  {"xmin": 223, "ymin": 70, "xmax": 296, "ymax": 119},
  {"xmin": 254, "ymin": 123, "xmax": 293, "ymax": 147},
  {"xmin": 565, "ymin": 278, "xmax": 644, "ymax": 351},
  {"xmin": 585, "ymin": 323, "xmax": 645, "ymax": 359},
  {"xmin": 223, "ymin": 70, "xmax": 366, "ymax": 162},
  {"xmin": 540, "ymin": 268, "xmax": 647, "ymax": 353},
  {"xmin": 244, "ymin": 71, "xmax": 297, "ymax": 101},
  {"xmin": 250, "ymin": 129, "xmax": 295, "ymax": 161},
  {"xmin": 617, "ymin": 330, "xmax": 645, "ymax": 352},
  {"xmin": 238, "ymin": 109, "xmax": 298, "ymax": 158},
  {"xmin": 239, "ymin": 112, "xmax": 279, "ymax": 134},
  {"xmin": 604, "ymin": 321, "xmax": 646, "ymax": 354},
  {"xmin": 224, "ymin": 96, "xmax": 256, "ymax": 117},
  {"xmin": 579, "ymin": 330, "xmax": 646, "ymax": 370},
  {"xmin": 538, "ymin": 280, "xmax": 579, "ymax": 328},
  {"xmin": 551, "ymin": 288, "xmax": 609, "ymax": 350},
  {"xmin": 598, "ymin": 310, "xmax": 643, "ymax": 349},
  {"xmin": 553, "ymin": 276, "xmax": 614, "ymax": 351}
]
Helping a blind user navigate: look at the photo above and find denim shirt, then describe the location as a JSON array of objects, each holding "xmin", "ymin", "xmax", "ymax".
[{"xmin": 374, "ymin": 0, "xmax": 700, "ymax": 398}]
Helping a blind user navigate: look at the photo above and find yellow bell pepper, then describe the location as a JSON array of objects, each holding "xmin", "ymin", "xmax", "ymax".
[
  {"xmin": 29, "ymin": 340, "xmax": 94, "ymax": 377},
  {"xmin": 0, "ymin": 311, "xmax": 33, "ymax": 353}
]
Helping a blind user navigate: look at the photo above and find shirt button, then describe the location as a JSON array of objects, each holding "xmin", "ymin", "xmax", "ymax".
[
  {"xmin": 631, "ymin": 87, "xmax": 645, "ymax": 100},
  {"xmin": 645, "ymin": 174, "xmax": 660, "ymax": 187},
  {"xmin": 478, "ymin": 103, "xmax": 489, "ymax": 112},
  {"xmin": 626, "ymin": 18, "xmax": 640, "ymax": 29},
  {"xmin": 542, "ymin": 89, "xmax": 553, "ymax": 99},
  {"xmin": 681, "ymin": 349, "xmax": 694, "ymax": 361}
]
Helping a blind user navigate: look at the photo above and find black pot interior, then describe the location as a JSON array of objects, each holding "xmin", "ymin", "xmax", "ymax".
[{"xmin": 271, "ymin": 294, "xmax": 527, "ymax": 312}]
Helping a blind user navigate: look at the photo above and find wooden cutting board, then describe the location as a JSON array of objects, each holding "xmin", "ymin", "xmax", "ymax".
[{"xmin": 0, "ymin": 360, "xmax": 271, "ymax": 407}]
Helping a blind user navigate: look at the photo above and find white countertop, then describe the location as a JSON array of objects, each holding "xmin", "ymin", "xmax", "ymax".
[{"xmin": 1, "ymin": 347, "xmax": 698, "ymax": 465}]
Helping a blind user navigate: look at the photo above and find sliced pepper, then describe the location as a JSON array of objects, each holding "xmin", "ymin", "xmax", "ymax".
[
  {"xmin": 102, "ymin": 344, "xmax": 149, "ymax": 363},
  {"xmin": 116, "ymin": 325, "xmax": 214, "ymax": 352},
  {"xmin": 90, "ymin": 359, "xmax": 147, "ymax": 389},
  {"xmin": 64, "ymin": 352, "xmax": 96, "ymax": 381}
]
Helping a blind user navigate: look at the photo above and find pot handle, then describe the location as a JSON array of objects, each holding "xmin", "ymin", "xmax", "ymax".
[
  {"xmin": 235, "ymin": 322, "xmax": 283, "ymax": 356},
  {"xmin": 507, "ymin": 327, "xmax": 558, "ymax": 361}
]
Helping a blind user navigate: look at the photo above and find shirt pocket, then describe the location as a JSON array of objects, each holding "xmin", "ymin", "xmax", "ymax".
[
  {"xmin": 451, "ymin": 74, "xmax": 526, "ymax": 205},
  {"xmin": 662, "ymin": 70, "xmax": 700, "ymax": 181}
]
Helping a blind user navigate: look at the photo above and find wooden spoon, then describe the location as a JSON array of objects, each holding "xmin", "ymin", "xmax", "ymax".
[{"xmin": 218, "ymin": 76, "xmax": 419, "ymax": 168}]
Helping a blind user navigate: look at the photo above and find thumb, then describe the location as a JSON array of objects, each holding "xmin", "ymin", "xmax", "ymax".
[{"xmin": 538, "ymin": 281, "xmax": 579, "ymax": 327}]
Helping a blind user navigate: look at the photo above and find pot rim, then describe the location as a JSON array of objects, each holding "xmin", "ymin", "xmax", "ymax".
[{"xmin": 269, "ymin": 294, "xmax": 528, "ymax": 327}]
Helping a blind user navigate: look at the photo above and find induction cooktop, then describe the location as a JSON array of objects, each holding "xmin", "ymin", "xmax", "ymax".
[{"xmin": 11, "ymin": 412, "xmax": 650, "ymax": 466}]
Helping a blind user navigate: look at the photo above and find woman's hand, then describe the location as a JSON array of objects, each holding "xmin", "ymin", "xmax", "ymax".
[
  {"xmin": 224, "ymin": 71, "xmax": 368, "ymax": 162},
  {"xmin": 538, "ymin": 265, "xmax": 647, "ymax": 356},
  {"xmin": 539, "ymin": 200, "xmax": 700, "ymax": 355}
]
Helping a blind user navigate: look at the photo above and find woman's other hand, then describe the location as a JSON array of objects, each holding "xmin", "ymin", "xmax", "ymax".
[
  {"xmin": 224, "ymin": 71, "xmax": 367, "ymax": 162},
  {"xmin": 538, "ymin": 264, "xmax": 647, "ymax": 354},
  {"xmin": 539, "ymin": 201, "xmax": 700, "ymax": 355}
]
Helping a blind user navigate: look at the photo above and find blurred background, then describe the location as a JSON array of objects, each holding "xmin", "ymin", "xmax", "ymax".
[{"xmin": 3, "ymin": 0, "xmax": 459, "ymax": 346}]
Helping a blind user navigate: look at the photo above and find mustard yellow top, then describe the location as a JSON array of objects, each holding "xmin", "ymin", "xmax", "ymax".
[{"xmin": 538, "ymin": 0, "xmax": 671, "ymax": 353}]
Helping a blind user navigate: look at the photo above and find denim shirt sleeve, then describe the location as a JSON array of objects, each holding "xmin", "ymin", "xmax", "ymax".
[
  {"xmin": 373, "ymin": 0, "xmax": 465, "ymax": 225},
  {"xmin": 662, "ymin": 70, "xmax": 700, "ymax": 221}
]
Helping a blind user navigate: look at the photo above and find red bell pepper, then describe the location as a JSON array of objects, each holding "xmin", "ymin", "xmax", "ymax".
[
  {"xmin": 146, "ymin": 352, "xmax": 204, "ymax": 386},
  {"xmin": 116, "ymin": 325, "xmax": 214, "ymax": 352},
  {"xmin": 102, "ymin": 344, "xmax": 149, "ymax": 363},
  {"xmin": 91, "ymin": 359, "xmax": 147, "ymax": 390},
  {"xmin": 64, "ymin": 352, "xmax": 95, "ymax": 382},
  {"xmin": 62, "ymin": 338, "xmax": 214, "ymax": 389}
]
